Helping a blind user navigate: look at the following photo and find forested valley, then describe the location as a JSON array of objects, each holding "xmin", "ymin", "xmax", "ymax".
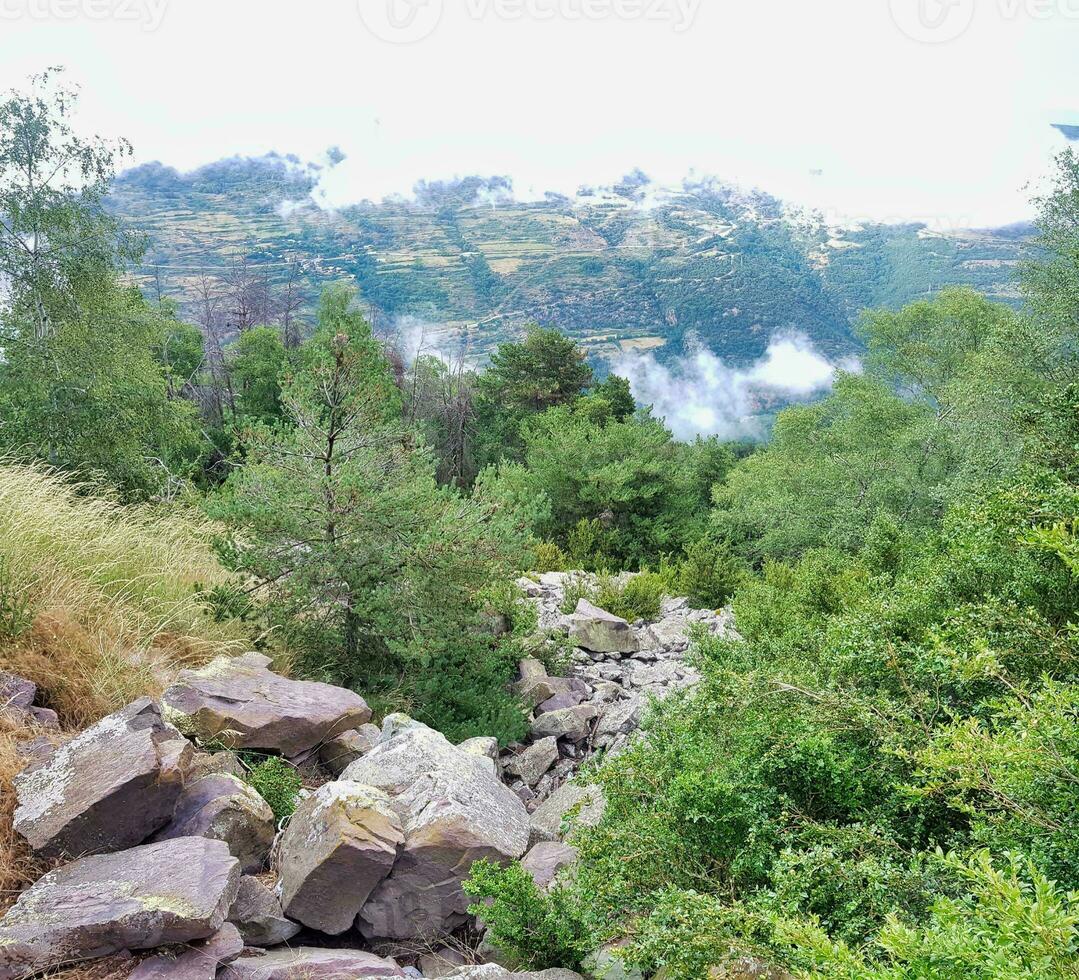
[{"xmin": 2, "ymin": 73, "xmax": 1079, "ymax": 980}]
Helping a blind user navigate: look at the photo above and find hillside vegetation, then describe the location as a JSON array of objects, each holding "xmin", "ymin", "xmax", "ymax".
[
  {"xmin": 1, "ymin": 72, "xmax": 1078, "ymax": 979},
  {"xmin": 107, "ymin": 156, "xmax": 1026, "ymax": 366}
]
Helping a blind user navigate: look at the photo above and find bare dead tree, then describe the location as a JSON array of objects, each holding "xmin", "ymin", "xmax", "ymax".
[{"xmin": 278, "ymin": 258, "xmax": 308, "ymax": 348}]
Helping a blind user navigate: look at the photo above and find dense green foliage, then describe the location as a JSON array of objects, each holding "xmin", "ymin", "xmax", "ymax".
[
  {"xmin": 467, "ymin": 152, "xmax": 1079, "ymax": 978},
  {"xmin": 6, "ymin": 74, "xmax": 1079, "ymax": 980}
]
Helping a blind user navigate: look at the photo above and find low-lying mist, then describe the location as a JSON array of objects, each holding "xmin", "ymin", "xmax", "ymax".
[{"xmin": 614, "ymin": 334, "xmax": 856, "ymax": 441}]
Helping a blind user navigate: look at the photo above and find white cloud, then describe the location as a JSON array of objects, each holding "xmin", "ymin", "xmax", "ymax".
[{"xmin": 615, "ymin": 333, "xmax": 851, "ymax": 441}]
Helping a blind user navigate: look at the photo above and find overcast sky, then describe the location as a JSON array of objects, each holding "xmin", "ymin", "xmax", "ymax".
[{"xmin": 1, "ymin": 0, "xmax": 1076, "ymax": 227}]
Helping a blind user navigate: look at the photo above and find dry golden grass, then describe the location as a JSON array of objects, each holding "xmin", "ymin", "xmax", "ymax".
[{"xmin": 0, "ymin": 460, "xmax": 256, "ymax": 904}]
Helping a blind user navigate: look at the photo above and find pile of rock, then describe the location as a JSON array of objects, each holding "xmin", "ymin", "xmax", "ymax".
[
  {"xmin": 0, "ymin": 579, "xmax": 733, "ymax": 980},
  {"xmin": 499, "ymin": 573, "xmax": 733, "ymax": 810},
  {"xmin": 1, "ymin": 671, "xmax": 58, "ymax": 729}
]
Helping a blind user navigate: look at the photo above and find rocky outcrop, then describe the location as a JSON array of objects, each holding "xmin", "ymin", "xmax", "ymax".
[
  {"xmin": 221, "ymin": 948, "xmax": 404, "ymax": 980},
  {"xmin": 227, "ymin": 875, "xmax": 300, "ymax": 948},
  {"xmin": 152, "ymin": 773, "xmax": 276, "ymax": 873},
  {"xmin": 162, "ymin": 652, "xmax": 372, "ymax": 756},
  {"xmin": 0, "ymin": 837, "xmax": 240, "ymax": 980},
  {"xmin": 12, "ymin": 698, "xmax": 191, "ymax": 858},
  {"xmin": 275, "ymin": 781, "xmax": 404, "ymax": 934},
  {"xmin": 343, "ymin": 720, "xmax": 531, "ymax": 940},
  {"xmin": 129, "ymin": 923, "xmax": 244, "ymax": 980}
]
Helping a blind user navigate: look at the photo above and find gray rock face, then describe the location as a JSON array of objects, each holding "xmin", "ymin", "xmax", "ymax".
[
  {"xmin": 162, "ymin": 653, "xmax": 372, "ymax": 757},
  {"xmin": 530, "ymin": 782, "xmax": 606, "ymax": 844},
  {"xmin": 319, "ymin": 723, "xmax": 381, "ymax": 776},
  {"xmin": 596, "ymin": 697, "xmax": 644, "ymax": 739},
  {"xmin": 226, "ymin": 876, "xmax": 300, "ymax": 948},
  {"xmin": 152, "ymin": 773, "xmax": 275, "ymax": 873},
  {"xmin": 129, "ymin": 923, "xmax": 244, "ymax": 980},
  {"xmin": 343, "ymin": 720, "xmax": 530, "ymax": 940},
  {"xmin": 0, "ymin": 837, "xmax": 241, "ymax": 980},
  {"xmin": 12, "ymin": 698, "xmax": 192, "ymax": 859},
  {"xmin": 418, "ymin": 949, "xmax": 468, "ymax": 979},
  {"xmin": 569, "ymin": 601, "xmax": 639, "ymax": 655},
  {"xmin": 521, "ymin": 841, "xmax": 577, "ymax": 891},
  {"xmin": 221, "ymin": 948, "xmax": 404, "ymax": 980},
  {"xmin": 530, "ymin": 705, "xmax": 598, "ymax": 743},
  {"xmin": 503, "ymin": 737, "xmax": 558, "ymax": 788},
  {"xmin": 275, "ymin": 781, "xmax": 404, "ymax": 935}
]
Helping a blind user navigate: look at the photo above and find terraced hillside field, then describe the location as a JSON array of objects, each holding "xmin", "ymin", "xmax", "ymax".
[{"xmin": 109, "ymin": 156, "xmax": 1027, "ymax": 364}]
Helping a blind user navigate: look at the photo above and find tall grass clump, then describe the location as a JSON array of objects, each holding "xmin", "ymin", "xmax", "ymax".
[
  {"xmin": 0, "ymin": 460, "xmax": 256, "ymax": 904},
  {"xmin": 0, "ymin": 460, "xmax": 252, "ymax": 724}
]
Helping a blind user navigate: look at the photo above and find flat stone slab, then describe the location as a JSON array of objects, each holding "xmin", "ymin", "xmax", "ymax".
[
  {"xmin": 129, "ymin": 923, "xmax": 243, "ymax": 980},
  {"xmin": 0, "ymin": 837, "xmax": 240, "ymax": 980},
  {"xmin": 13, "ymin": 698, "xmax": 191, "ymax": 859},
  {"xmin": 221, "ymin": 948, "xmax": 404, "ymax": 980},
  {"xmin": 162, "ymin": 653, "xmax": 372, "ymax": 756}
]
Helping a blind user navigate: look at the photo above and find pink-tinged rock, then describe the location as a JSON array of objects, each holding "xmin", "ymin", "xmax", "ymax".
[
  {"xmin": 0, "ymin": 837, "xmax": 241, "ymax": 980},
  {"xmin": 226, "ymin": 876, "xmax": 300, "ymax": 948},
  {"xmin": 129, "ymin": 923, "xmax": 244, "ymax": 980},
  {"xmin": 152, "ymin": 773, "xmax": 275, "ymax": 873},
  {"xmin": 221, "ymin": 948, "xmax": 404, "ymax": 980},
  {"xmin": 162, "ymin": 653, "xmax": 371, "ymax": 756},
  {"xmin": 521, "ymin": 841, "xmax": 578, "ymax": 891},
  {"xmin": 13, "ymin": 698, "xmax": 192, "ymax": 859},
  {"xmin": 319, "ymin": 723, "xmax": 381, "ymax": 776},
  {"xmin": 275, "ymin": 781, "xmax": 404, "ymax": 935},
  {"xmin": 343, "ymin": 720, "xmax": 530, "ymax": 940}
]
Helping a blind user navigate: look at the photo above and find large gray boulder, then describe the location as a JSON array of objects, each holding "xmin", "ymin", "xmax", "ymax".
[
  {"xmin": 0, "ymin": 837, "xmax": 240, "ymax": 980},
  {"xmin": 569, "ymin": 601, "xmax": 639, "ymax": 655},
  {"xmin": 227, "ymin": 876, "xmax": 300, "ymax": 948},
  {"xmin": 152, "ymin": 773, "xmax": 275, "ymax": 873},
  {"xmin": 342, "ymin": 719, "xmax": 530, "ymax": 940},
  {"xmin": 530, "ymin": 782, "xmax": 606, "ymax": 844},
  {"xmin": 129, "ymin": 923, "xmax": 244, "ymax": 980},
  {"xmin": 275, "ymin": 781, "xmax": 404, "ymax": 934},
  {"xmin": 162, "ymin": 653, "xmax": 371, "ymax": 756},
  {"xmin": 12, "ymin": 698, "xmax": 191, "ymax": 858},
  {"xmin": 221, "ymin": 948, "xmax": 404, "ymax": 980},
  {"xmin": 530, "ymin": 705, "xmax": 598, "ymax": 743}
]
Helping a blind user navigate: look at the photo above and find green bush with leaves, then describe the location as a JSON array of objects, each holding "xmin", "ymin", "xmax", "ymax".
[
  {"xmin": 464, "ymin": 860, "xmax": 588, "ymax": 971},
  {"xmin": 245, "ymin": 756, "xmax": 302, "ymax": 821}
]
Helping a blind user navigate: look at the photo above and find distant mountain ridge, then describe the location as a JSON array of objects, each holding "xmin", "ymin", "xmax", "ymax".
[{"xmin": 108, "ymin": 155, "xmax": 1029, "ymax": 364}]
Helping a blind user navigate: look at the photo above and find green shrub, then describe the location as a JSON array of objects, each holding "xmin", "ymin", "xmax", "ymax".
[
  {"xmin": 410, "ymin": 634, "xmax": 529, "ymax": 746},
  {"xmin": 533, "ymin": 540, "xmax": 569, "ymax": 572},
  {"xmin": 560, "ymin": 577, "xmax": 597, "ymax": 615},
  {"xmin": 597, "ymin": 572, "xmax": 666, "ymax": 622},
  {"xmin": 672, "ymin": 537, "xmax": 747, "ymax": 609},
  {"xmin": 464, "ymin": 860, "xmax": 588, "ymax": 971},
  {"xmin": 245, "ymin": 756, "xmax": 302, "ymax": 821}
]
